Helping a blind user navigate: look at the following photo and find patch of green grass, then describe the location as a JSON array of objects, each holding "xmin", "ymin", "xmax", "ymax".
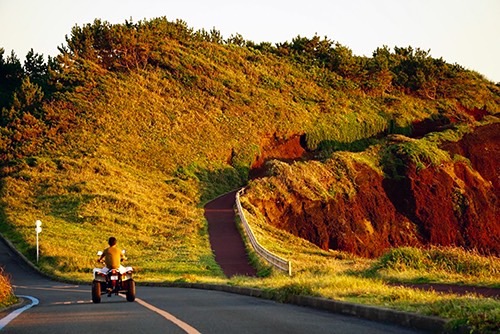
[
  {"xmin": 363, "ymin": 246, "xmax": 500, "ymax": 287},
  {"xmin": 380, "ymin": 135, "xmax": 452, "ymax": 178}
]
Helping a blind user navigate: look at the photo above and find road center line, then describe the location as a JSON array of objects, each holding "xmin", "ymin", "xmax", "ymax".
[
  {"xmin": 0, "ymin": 295, "xmax": 39, "ymax": 330},
  {"xmin": 13, "ymin": 285, "xmax": 87, "ymax": 293},
  {"xmin": 131, "ymin": 297, "xmax": 201, "ymax": 334}
]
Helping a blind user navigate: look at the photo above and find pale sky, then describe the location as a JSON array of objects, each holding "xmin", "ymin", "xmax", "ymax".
[{"xmin": 1, "ymin": 0, "xmax": 499, "ymax": 82}]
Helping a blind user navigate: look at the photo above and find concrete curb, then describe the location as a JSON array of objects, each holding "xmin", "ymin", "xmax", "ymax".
[
  {"xmin": 141, "ymin": 281, "xmax": 453, "ymax": 333},
  {"xmin": 0, "ymin": 297, "xmax": 26, "ymax": 314}
]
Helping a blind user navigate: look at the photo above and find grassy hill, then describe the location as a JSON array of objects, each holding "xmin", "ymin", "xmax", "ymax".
[{"xmin": 1, "ymin": 17, "xmax": 499, "ymax": 331}]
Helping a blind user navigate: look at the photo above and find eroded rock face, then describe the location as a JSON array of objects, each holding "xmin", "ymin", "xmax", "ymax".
[
  {"xmin": 441, "ymin": 123, "xmax": 500, "ymax": 196},
  {"xmin": 247, "ymin": 123, "xmax": 500, "ymax": 257},
  {"xmin": 384, "ymin": 161, "xmax": 499, "ymax": 255},
  {"xmin": 249, "ymin": 134, "xmax": 307, "ymax": 179}
]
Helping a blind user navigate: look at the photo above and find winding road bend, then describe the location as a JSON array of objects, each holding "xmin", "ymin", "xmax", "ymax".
[
  {"xmin": 2, "ymin": 191, "xmax": 496, "ymax": 333},
  {"xmin": 0, "ymin": 238, "xmax": 426, "ymax": 333}
]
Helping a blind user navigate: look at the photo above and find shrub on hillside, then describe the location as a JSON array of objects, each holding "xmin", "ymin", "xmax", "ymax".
[
  {"xmin": 373, "ymin": 247, "xmax": 498, "ymax": 276},
  {"xmin": 0, "ymin": 267, "xmax": 16, "ymax": 308}
]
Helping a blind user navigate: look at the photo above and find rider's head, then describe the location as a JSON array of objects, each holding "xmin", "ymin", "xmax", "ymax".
[{"xmin": 108, "ymin": 237, "xmax": 117, "ymax": 246}]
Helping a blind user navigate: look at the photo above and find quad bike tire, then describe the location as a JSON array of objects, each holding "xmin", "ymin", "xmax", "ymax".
[
  {"xmin": 126, "ymin": 279, "xmax": 136, "ymax": 302},
  {"xmin": 92, "ymin": 280, "xmax": 102, "ymax": 303}
]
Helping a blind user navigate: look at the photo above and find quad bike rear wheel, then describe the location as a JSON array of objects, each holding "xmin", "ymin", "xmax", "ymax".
[
  {"xmin": 126, "ymin": 279, "xmax": 136, "ymax": 302},
  {"xmin": 91, "ymin": 280, "xmax": 101, "ymax": 303}
]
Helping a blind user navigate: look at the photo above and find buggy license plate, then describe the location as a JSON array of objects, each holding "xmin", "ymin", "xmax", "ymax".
[{"xmin": 110, "ymin": 275, "xmax": 119, "ymax": 280}]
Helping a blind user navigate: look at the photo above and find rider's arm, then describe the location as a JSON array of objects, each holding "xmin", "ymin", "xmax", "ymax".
[{"xmin": 98, "ymin": 250, "xmax": 105, "ymax": 263}]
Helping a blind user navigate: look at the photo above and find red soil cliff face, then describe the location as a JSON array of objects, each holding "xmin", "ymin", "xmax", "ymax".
[
  {"xmin": 249, "ymin": 134, "xmax": 307, "ymax": 179},
  {"xmin": 441, "ymin": 123, "xmax": 500, "ymax": 197},
  {"xmin": 383, "ymin": 161, "xmax": 499, "ymax": 255},
  {"xmin": 247, "ymin": 123, "xmax": 500, "ymax": 257}
]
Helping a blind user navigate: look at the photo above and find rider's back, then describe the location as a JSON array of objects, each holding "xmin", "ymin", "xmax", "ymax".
[{"xmin": 103, "ymin": 245, "xmax": 121, "ymax": 269}]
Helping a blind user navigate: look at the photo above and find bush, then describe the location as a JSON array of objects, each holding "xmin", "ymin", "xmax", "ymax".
[
  {"xmin": 372, "ymin": 246, "xmax": 498, "ymax": 277},
  {"xmin": 0, "ymin": 267, "xmax": 17, "ymax": 308}
]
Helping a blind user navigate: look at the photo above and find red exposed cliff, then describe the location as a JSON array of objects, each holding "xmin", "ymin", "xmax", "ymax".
[
  {"xmin": 246, "ymin": 123, "xmax": 500, "ymax": 257},
  {"xmin": 441, "ymin": 123, "xmax": 500, "ymax": 196}
]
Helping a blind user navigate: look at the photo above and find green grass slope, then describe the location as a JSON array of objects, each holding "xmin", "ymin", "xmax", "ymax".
[
  {"xmin": 0, "ymin": 17, "xmax": 499, "ymax": 332},
  {"xmin": 1, "ymin": 15, "xmax": 498, "ymax": 279}
]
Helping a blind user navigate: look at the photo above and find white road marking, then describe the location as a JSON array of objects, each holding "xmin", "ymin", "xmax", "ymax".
[
  {"xmin": 13, "ymin": 285, "xmax": 87, "ymax": 293},
  {"xmin": 6, "ymin": 288, "xmax": 200, "ymax": 333},
  {"xmin": 51, "ymin": 300, "xmax": 91, "ymax": 305},
  {"xmin": 130, "ymin": 296, "xmax": 201, "ymax": 334},
  {"xmin": 0, "ymin": 295, "xmax": 39, "ymax": 330}
]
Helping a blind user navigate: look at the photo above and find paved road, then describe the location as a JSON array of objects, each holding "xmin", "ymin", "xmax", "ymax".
[
  {"xmin": 205, "ymin": 190, "xmax": 257, "ymax": 277},
  {"xmin": 0, "ymin": 240, "xmax": 427, "ymax": 334}
]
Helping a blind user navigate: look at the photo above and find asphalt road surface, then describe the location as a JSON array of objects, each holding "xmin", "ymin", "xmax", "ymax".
[
  {"xmin": 0, "ymin": 239, "xmax": 427, "ymax": 334},
  {"xmin": 205, "ymin": 190, "xmax": 257, "ymax": 277}
]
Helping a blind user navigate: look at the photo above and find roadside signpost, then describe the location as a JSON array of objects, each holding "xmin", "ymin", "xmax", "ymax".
[{"xmin": 35, "ymin": 220, "xmax": 42, "ymax": 263}]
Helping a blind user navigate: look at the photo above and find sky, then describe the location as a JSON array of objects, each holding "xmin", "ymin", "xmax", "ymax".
[{"xmin": 1, "ymin": 0, "xmax": 499, "ymax": 82}]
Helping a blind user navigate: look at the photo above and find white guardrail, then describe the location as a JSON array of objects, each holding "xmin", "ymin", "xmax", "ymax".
[{"xmin": 235, "ymin": 189, "xmax": 292, "ymax": 276}]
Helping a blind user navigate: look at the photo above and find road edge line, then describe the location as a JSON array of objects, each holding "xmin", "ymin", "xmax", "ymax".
[
  {"xmin": 119, "ymin": 294, "xmax": 201, "ymax": 334},
  {"xmin": 0, "ymin": 295, "xmax": 39, "ymax": 330}
]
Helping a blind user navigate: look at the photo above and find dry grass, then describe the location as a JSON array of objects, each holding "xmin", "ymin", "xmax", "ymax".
[{"xmin": 0, "ymin": 267, "xmax": 17, "ymax": 308}]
